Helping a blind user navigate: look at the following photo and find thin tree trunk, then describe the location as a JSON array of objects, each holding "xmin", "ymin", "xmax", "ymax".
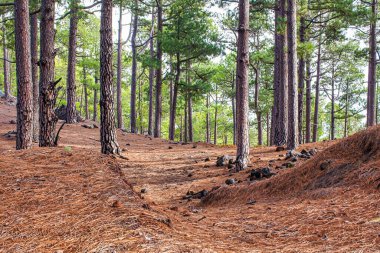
[
  {"xmin": 298, "ymin": 16, "xmax": 306, "ymax": 144},
  {"xmin": 100, "ymin": 0, "xmax": 120, "ymax": 154},
  {"xmin": 257, "ymin": 111, "xmax": 262, "ymax": 145},
  {"xmin": 184, "ymin": 98, "xmax": 188, "ymax": 143},
  {"xmin": 188, "ymin": 95, "xmax": 193, "ymax": 142},
  {"xmin": 116, "ymin": 4, "xmax": 123, "ymax": 129},
  {"xmin": 179, "ymin": 114, "xmax": 183, "ymax": 142},
  {"xmin": 344, "ymin": 81, "xmax": 349, "ymax": 137},
  {"xmin": 148, "ymin": 7, "xmax": 155, "ymax": 136},
  {"xmin": 130, "ymin": 0, "xmax": 138, "ymax": 133},
  {"xmin": 139, "ymin": 80, "xmax": 143, "ymax": 134},
  {"xmin": 214, "ymin": 87, "xmax": 218, "ymax": 145},
  {"xmin": 273, "ymin": 0, "xmax": 288, "ymax": 146},
  {"xmin": 66, "ymin": 0, "xmax": 78, "ymax": 124},
  {"xmin": 286, "ymin": 0, "xmax": 298, "ymax": 150},
  {"xmin": 305, "ymin": 59, "xmax": 312, "ymax": 143},
  {"xmin": 93, "ymin": 88, "xmax": 98, "ymax": 121},
  {"xmin": 39, "ymin": 0, "xmax": 59, "ymax": 147},
  {"xmin": 169, "ymin": 53, "xmax": 180, "ymax": 140},
  {"xmin": 266, "ymin": 111, "xmax": 270, "ymax": 146},
  {"xmin": 367, "ymin": 0, "xmax": 377, "ymax": 127},
  {"xmin": 232, "ymin": 71, "xmax": 236, "ymax": 145},
  {"xmin": 235, "ymin": 0, "xmax": 250, "ymax": 170},
  {"xmin": 154, "ymin": 0, "xmax": 163, "ymax": 138},
  {"xmin": 331, "ymin": 65, "xmax": 335, "ymax": 140},
  {"xmin": 206, "ymin": 93, "xmax": 210, "ymax": 143},
  {"xmin": 15, "ymin": 0, "xmax": 33, "ymax": 150},
  {"xmin": 83, "ymin": 67, "xmax": 89, "ymax": 120},
  {"xmin": 254, "ymin": 66, "xmax": 262, "ymax": 146},
  {"xmin": 2, "ymin": 21, "xmax": 11, "ymax": 98},
  {"xmin": 30, "ymin": 13, "xmax": 39, "ymax": 142},
  {"xmin": 312, "ymin": 39, "xmax": 322, "ymax": 142}
]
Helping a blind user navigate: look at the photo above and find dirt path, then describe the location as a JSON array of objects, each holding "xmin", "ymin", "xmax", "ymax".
[{"xmin": 1, "ymin": 99, "xmax": 379, "ymax": 252}]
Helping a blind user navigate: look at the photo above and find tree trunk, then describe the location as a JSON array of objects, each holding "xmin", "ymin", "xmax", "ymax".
[
  {"xmin": 266, "ymin": 111, "xmax": 270, "ymax": 146},
  {"xmin": 83, "ymin": 67, "xmax": 89, "ymax": 120},
  {"xmin": 148, "ymin": 7, "xmax": 155, "ymax": 136},
  {"xmin": 139, "ymin": 80, "xmax": 143, "ymax": 134},
  {"xmin": 367, "ymin": 0, "xmax": 377, "ymax": 127},
  {"xmin": 93, "ymin": 88, "xmax": 98, "ymax": 121},
  {"xmin": 188, "ymin": 95, "xmax": 193, "ymax": 142},
  {"xmin": 231, "ymin": 72, "xmax": 236, "ymax": 145},
  {"xmin": 286, "ymin": 0, "xmax": 298, "ymax": 150},
  {"xmin": 297, "ymin": 16, "xmax": 305, "ymax": 144},
  {"xmin": 30, "ymin": 13, "xmax": 39, "ymax": 142},
  {"xmin": 15, "ymin": 0, "xmax": 33, "ymax": 150},
  {"xmin": 66, "ymin": 0, "xmax": 78, "ymax": 124},
  {"xmin": 100, "ymin": 0, "xmax": 120, "ymax": 154},
  {"xmin": 39, "ymin": 0, "xmax": 59, "ymax": 147},
  {"xmin": 305, "ymin": 59, "xmax": 312, "ymax": 143},
  {"xmin": 206, "ymin": 93, "xmax": 210, "ymax": 143},
  {"xmin": 130, "ymin": 0, "xmax": 138, "ymax": 133},
  {"xmin": 179, "ymin": 114, "xmax": 183, "ymax": 142},
  {"xmin": 235, "ymin": 0, "xmax": 250, "ymax": 170},
  {"xmin": 184, "ymin": 98, "xmax": 188, "ymax": 143},
  {"xmin": 116, "ymin": 4, "xmax": 123, "ymax": 129},
  {"xmin": 257, "ymin": 111, "xmax": 262, "ymax": 145},
  {"xmin": 254, "ymin": 66, "xmax": 262, "ymax": 146},
  {"xmin": 2, "ymin": 21, "xmax": 11, "ymax": 98},
  {"xmin": 312, "ymin": 39, "xmax": 322, "ymax": 142},
  {"xmin": 154, "ymin": 0, "xmax": 163, "ymax": 138},
  {"xmin": 273, "ymin": 0, "xmax": 288, "ymax": 146},
  {"xmin": 344, "ymin": 81, "xmax": 349, "ymax": 137},
  {"xmin": 214, "ymin": 88, "xmax": 218, "ymax": 145},
  {"xmin": 169, "ymin": 53, "xmax": 180, "ymax": 140},
  {"xmin": 331, "ymin": 64, "xmax": 335, "ymax": 140}
]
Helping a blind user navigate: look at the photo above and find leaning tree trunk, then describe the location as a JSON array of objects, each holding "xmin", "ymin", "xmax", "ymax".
[
  {"xmin": 312, "ymin": 38, "xmax": 322, "ymax": 142},
  {"xmin": 297, "ymin": 16, "xmax": 306, "ymax": 144},
  {"xmin": 305, "ymin": 59, "xmax": 312, "ymax": 143},
  {"xmin": 130, "ymin": 0, "xmax": 138, "ymax": 133},
  {"xmin": 30, "ymin": 13, "xmax": 39, "ymax": 142},
  {"xmin": 235, "ymin": 0, "xmax": 250, "ymax": 171},
  {"xmin": 273, "ymin": 0, "xmax": 288, "ymax": 146},
  {"xmin": 39, "ymin": 0, "xmax": 59, "ymax": 147},
  {"xmin": 66, "ymin": 0, "xmax": 78, "ymax": 124},
  {"xmin": 15, "ymin": 0, "xmax": 33, "ymax": 150},
  {"xmin": 100, "ymin": 0, "xmax": 120, "ymax": 155},
  {"xmin": 2, "ymin": 22, "xmax": 11, "ymax": 99},
  {"xmin": 367, "ymin": 0, "xmax": 377, "ymax": 127},
  {"xmin": 287, "ymin": 0, "xmax": 298, "ymax": 150},
  {"xmin": 148, "ymin": 7, "xmax": 155, "ymax": 136},
  {"xmin": 116, "ymin": 4, "xmax": 123, "ymax": 129},
  {"xmin": 154, "ymin": 0, "xmax": 163, "ymax": 138}
]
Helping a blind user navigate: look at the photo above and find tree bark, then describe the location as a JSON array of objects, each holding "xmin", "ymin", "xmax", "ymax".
[
  {"xmin": 130, "ymin": 0, "xmax": 138, "ymax": 133},
  {"xmin": 184, "ymin": 98, "xmax": 188, "ymax": 142},
  {"xmin": 312, "ymin": 38, "xmax": 322, "ymax": 142},
  {"xmin": 305, "ymin": 59, "xmax": 312, "ymax": 143},
  {"xmin": 154, "ymin": 0, "xmax": 163, "ymax": 138},
  {"xmin": 188, "ymin": 95, "xmax": 193, "ymax": 142},
  {"xmin": 66, "ymin": 0, "xmax": 79, "ymax": 124},
  {"xmin": 2, "ymin": 21, "xmax": 11, "ymax": 99},
  {"xmin": 367, "ymin": 0, "xmax": 377, "ymax": 127},
  {"xmin": 214, "ymin": 86, "xmax": 218, "ymax": 145},
  {"xmin": 298, "ymin": 16, "xmax": 306, "ymax": 144},
  {"xmin": 231, "ymin": 72, "xmax": 236, "ymax": 145},
  {"xmin": 273, "ymin": 0, "xmax": 288, "ymax": 146},
  {"xmin": 330, "ymin": 64, "xmax": 335, "ymax": 140},
  {"xmin": 100, "ymin": 0, "xmax": 120, "ymax": 154},
  {"xmin": 30, "ymin": 13, "xmax": 39, "ymax": 142},
  {"xmin": 344, "ymin": 81, "xmax": 349, "ymax": 137},
  {"xmin": 116, "ymin": 4, "xmax": 124, "ymax": 129},
  {"xmin": 148, "ymin": 7, "xmax": 155, "ymax": 136},
  {"xmin": 83, "ymin": 67, "xmax": 89, "ymax": 120},
  {"xmin": 39, "ymin": 0, "xmax": 59, "ymax": 147},
  {"xmin": 169, "ymin": 53, "xmax": 180, "ymax": 140},
  {"xmin": 235, "ymin": 0, "xmax": 250, "ymax": 170},
  {"xmin": 206, "ymin": 93, "xmax": 210, "ymax": 143},
  {"xmin": 93, "ymin": 88, "xmax": 98, "ymax": 121},
  {"xmin": 15, "ymin": 0, "xmax": 33, "ymax": 150},
  {"xmin": 138, "ymin": 80, "xmax": 143, "ymax": 134},
  {"xmin": 254, "ymin": 66, "xmax": 262, "ymax": 146}
]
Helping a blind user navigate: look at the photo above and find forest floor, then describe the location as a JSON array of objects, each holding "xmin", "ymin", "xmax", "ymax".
[{"xmin": 0, "ymin": 98, "xmax": 379, "ymax": 253}]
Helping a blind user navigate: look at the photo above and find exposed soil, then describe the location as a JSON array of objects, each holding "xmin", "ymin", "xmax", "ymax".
[{"xmin": 0, "ymin": 98, "xmax": 379, "ymax": 252}]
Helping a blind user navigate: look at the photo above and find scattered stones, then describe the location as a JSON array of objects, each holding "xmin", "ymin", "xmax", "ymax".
[
  {"xmin": 225, "ymin": 178, "xmax": 236, "ymax": 185},
  {"xmin": 276, "ymin": 146, "xmax": 285, "ymax": 152},
  {"xmin": 216, "ymin": 155, "xmax": 230, "ymax": 167},
  {"xmin": 183, "ymin": 189, "xmax": 208, "ymax": 200},
  {"xmin": 249, "ymin": 167, "xmax": 275, "ymax": 181},
  {"xmin": 9, "ymin": 120, "xmax": 16, "ymax": 124}
]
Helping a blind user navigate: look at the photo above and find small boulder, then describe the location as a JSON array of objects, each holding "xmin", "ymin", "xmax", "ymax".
[
  {"xmin": 9, "ymin": 120, "xmax": 16, "ymax": 124},
  {"xmin": 168, "ymin": 146, "xmax": 173, "ymax": 149},
  {"xmin": 225, "ymin": 178, "xmax": 236, "ymax": 185},
  {"xmin": 204, "ymin": 157, "xmax": 211, "ymax": 162},
  {"xmin": 216, "ymin": 155, "xmax": 230, "ymax": 167}
]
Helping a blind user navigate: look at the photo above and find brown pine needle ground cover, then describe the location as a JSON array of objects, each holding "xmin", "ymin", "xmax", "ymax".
[{"xmin": 0, "ymin": 98, "xmax": 379, "ymax": 252}]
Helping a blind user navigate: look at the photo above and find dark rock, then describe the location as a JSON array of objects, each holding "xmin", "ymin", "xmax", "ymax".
[
  {"xmin": 55, "ymin": 105, "xmax": 83, "ymax": 122},
  {"xmin": 290, "ymin": 157, "xmax": 298, "ymax": 162},
  {"xmin": 140, "ymin": 188, "xmax": 147, "ymax": 193},
  {"xmin": 269, "ymin": 159, "xmax": 275, "ymax": 163},
  {"xmin": 309, "ymin": 148, "xmax": 317, "ymax": 156},
  {"xmin": 204, "ymin": 157, "xmax": 211, "ymax": 162},
  {"xmin": 301, "ymin": 149, "xmax": 310, "ymax": 156},
  {"xmin": 168, "ymin": 146, "xmax": 173, "ymax": 149},
  {"xmin": 228, "ymin": 159, "xmax": 234, "ymax": 165},
  {"xmin": 81, "ymin": 124, "xmax": 94, "ymax": 129},
  {"xmin": 282, "ymin": 162, "xmax": 295, "ymax": 168},
  {"xmin": 276, "ymin": 146, "xmax": 285, "ymax": 152},
  {"xmin": 227, "ymin": 163, "xmax": 234, "ymax": 169},
  {"xmin": 93, "ymin": 124, "xmax": 99, "ymax": 129},
  {"xmin": 142, "ymin": 203, "xmax": 151, "ymax": 210},
  {"xmin": 125, "ymin": 143, "xmax": 131, "ymax": 146},
  {"xmin": 225, "ymin": 178, "xmax": 236, "ymax": 185},
  {"xmin": 188, "ymin": 173, "xmax": 193, "ymax": 177},
  {"xmin": 183, "ymin": 189, "xmax": 208, "ymax": 199},
  {"xmin": 261, "ymin": 167, "xmax": 273, "ymax": 178},
  {"xmin": 216, "ymin": 155, "xmax": 230, "ymax": 167},
  {"xmin": 249, "ymin": 170, "xmax": 262, "ymax": 180},
  {"xmin": 247, "ymin": 199, "xmax": 257, "ymax": 205},
  {"xmin": 9, "ymin": 120, "xmax": 16, "ymax": 124}
]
